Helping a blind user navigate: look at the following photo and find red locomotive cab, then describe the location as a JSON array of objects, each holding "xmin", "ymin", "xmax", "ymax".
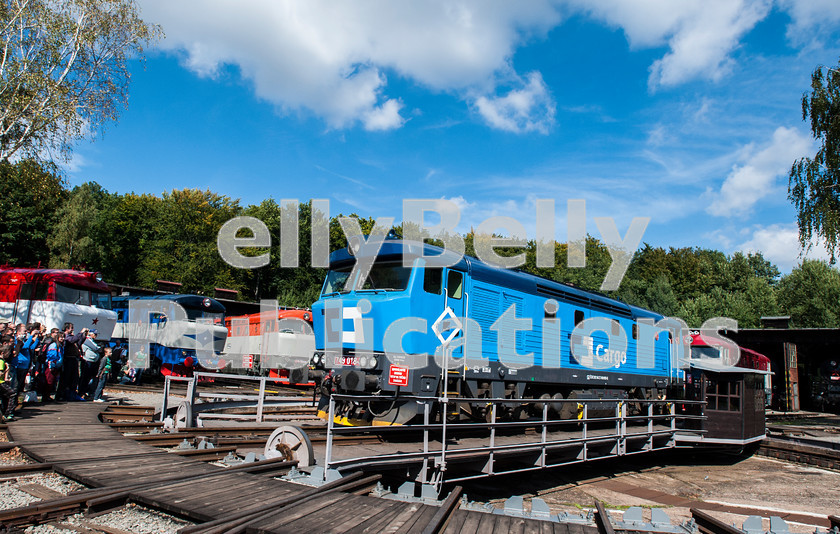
[
  {"xmin": 0, "ymin": 267, "xmax": 118, "ymax": 340},
  {"xmin": 689, "ymin": 331, "xmax": 772, "ymax": 406}
]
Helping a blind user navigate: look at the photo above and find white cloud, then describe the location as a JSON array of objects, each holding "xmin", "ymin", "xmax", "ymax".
[
  {"xmin": 474, "ymin": 72, "xmax": 555, "ymax": 134},
  {"xmin": 736, "ymin": 223, "xmax": 831, "ymax": 272},
  {"xmin": 362, "ymin": 99, "xmax": 405, "ymax": 131},
  {"xmin": 141, "ymin": 0, "xmax": 563, "ymax": 131},
  {"xmin": 778, "ymin": 0, "xmax": 840, "ymax": 44},
  {"xmin": 138, "ymin": 1, "xmax": 835, "ymax": 133},
  {"xmin": 567, "ymin": 0, "xmax": 772, "ymax": 88},
  {"xmin": 706, "ymin": 127, "xmax": 813, "ymax": 217},
  {"xmin": 441, "ymin": 194, "xmax": 541, "ymax": 236}
]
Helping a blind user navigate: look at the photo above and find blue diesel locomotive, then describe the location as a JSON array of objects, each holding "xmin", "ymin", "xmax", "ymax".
[
  {"xmin": 111, "ymin": 294, "xmax": 228, "ymax": 372},
  {"xmin": 312, "ymin": 239, "xmax": 682, "ymax": 425}
]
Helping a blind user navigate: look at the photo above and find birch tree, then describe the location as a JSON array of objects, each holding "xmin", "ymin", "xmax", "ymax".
[
  {"xmin": 0, "ymin": 0, "xmax": 161, "ymax": 162},
  {"xmin": 789, "ymin": 60, "xmax": 840, "ymax": 261}
]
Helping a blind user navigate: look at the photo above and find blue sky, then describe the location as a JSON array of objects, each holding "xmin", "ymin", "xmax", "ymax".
[{"xmin": 68, "ymin": 1, "xmax": 840, "ymax": 272}]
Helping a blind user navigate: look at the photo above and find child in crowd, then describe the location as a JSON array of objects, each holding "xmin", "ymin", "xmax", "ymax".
[
  {"xmin": 93, "ymin": 347, "xmax": 113, "ymax": 402},
  {"xmin": 40, "ymin": 330, "xmax": 64, "ymax": 402}
]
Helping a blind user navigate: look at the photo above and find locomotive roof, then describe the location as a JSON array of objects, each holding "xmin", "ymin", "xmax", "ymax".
[
  {"xmin": 329, "ymin": 239, "xmax": 655, "ymax": 320},
  {"xmin": 0, "ymin": 267, "xmax": 110, "ymax": 292},
  {"xmin": 111, "ymin": 294, "xmax": 226, "ymax": 313}
]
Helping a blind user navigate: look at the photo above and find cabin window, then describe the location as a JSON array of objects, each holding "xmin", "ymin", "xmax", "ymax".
[
  {"xmin": 705, "ymin": 378, "xmax": 742, "ymax": 412},
  {"xmin": 447, "ymin": 271, "xmax": 463, "ymax": 300},
  {"xmin": 611, "ymin": 319, "xmax": 621, "ymax": 337},
  {"xmin": 574, "ymin": 310, "xmax": 584, "ymax": 326},
  {"xmin": 54, "ymin": 284, "xmax": 90, "ymax": 306},
  {"xmin": 33, "ymin": 283, "xmax": 48, "ymax": 300},
  {"xmin": 91, "ymin": 292, "xmax": 111, "ymax": 309},
  {"xmin": 632, "ymin": 324, "xmax": 638, "ymax": 340},
  {"xmin": 362, "ymin": 262, "xmax": 413, "ymax": 292},
  {"xmin": 424, "ymin": 267, "xmax": 442, "ymax": 295},
  {"xmin": 323, "ymin": 265, "xmax": 352, "ymax": 294},
  {"xmin": 18, "ymin": 283, "xmax": 33, "ymax": 300}
]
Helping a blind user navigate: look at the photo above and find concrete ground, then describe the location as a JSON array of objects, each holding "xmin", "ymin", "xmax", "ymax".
[{"xmin": 461, "ymin": 449, "xmax": 838, "ymax": 533}]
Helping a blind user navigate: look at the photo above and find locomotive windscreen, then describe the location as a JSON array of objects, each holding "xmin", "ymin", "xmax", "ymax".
[
  {"xmin": 185, "ymin": 307, "xmax": 224, "ymax": 324},
  {"xmin": 690, "ymin": 346, "xmax": 721, "ymax": 359},
  {"xmin": 323, "ymin": 261, "xmax": 413, "ymax": 294}
]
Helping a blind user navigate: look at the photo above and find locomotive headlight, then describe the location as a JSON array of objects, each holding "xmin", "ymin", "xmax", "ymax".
[
  {"xmin": 369, "ymin": 355, "xmax": 378, "ymax": 369},
  {"xmin": 311, "ymin": 353, "xmax": 320, "ymax": 365},
  {"xmin": 359, "ymin": 355, "xmax": 369, "ymax": 368},
  {"xmin": 347, "ymin": 236, "xmax": 362, "ymax": 256}
]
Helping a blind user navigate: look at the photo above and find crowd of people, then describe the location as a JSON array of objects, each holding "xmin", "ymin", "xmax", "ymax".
[{"xmin": 0, "ymin": 321, "xmax": 144, "ymax": 421}]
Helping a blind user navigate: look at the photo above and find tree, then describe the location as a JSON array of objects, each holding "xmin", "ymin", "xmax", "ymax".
[
  {"xmin": 0, "ymin": 0, "xmax": 161, "ymax": 162},
  {"xmin": 94, "ymin": 192, "xmax": 161, "ymax": 286},
  {"xmin": 0, "ymin": 159, "xmax": 67, "ymax": 265},
  {"xmin": 48, "ymin": 181, "xmax": 109, "ymax": 269},
  {"xmin": 777, "ymin": 260, "xmax": 840, "ymax": 328},
  {"xmin": 789, "ymin": 60, "xmax": 840, "ymax": 262},
  {"xmin": 137, "ymin": 189, "xmax": 243, "ymax": 295}
]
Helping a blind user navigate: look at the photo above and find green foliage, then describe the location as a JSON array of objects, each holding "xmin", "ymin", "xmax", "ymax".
[
  {"xmin": 0, "ymin": 159, "xmax": 67, "ymax": 266},
  {"xmin": 136, "ymin": 189, "xmax": 243, "ymax": 295},
  {"xmin": 619, "ymin": 246, "xmax": 780, "ymax": 327},
  {"xmin": 789, "ymin": 59, "xmax": 840, "ymax": 262},
  {"xmin": 0, "ymin": 0, "xmax": 162, "ymax": 162},
  {"xmin": 520, "ymin": 237, "xmax": 612, "ymax": 293},
  {"xmin": 776, "ymin": 259, "xmax": 840, "ymax": 327},
  {"xmin": 260, "ymin": 200, "xmax": 333, "ymax": 308},
  {"xmin": 47, "ymin": 182, "xmax": 109, "ymax": 269},
  {"xmin": 94, "ymin": 192, "xmax": 161, "ymax": 286}
]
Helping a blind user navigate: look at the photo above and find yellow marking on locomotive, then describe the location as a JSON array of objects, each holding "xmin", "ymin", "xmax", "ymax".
[
  {"xmin": 316, "ymin": 409, "xmax": 403, "ymax": 427},
  {"xmin": 371, "ymin": 419, "xmax": 403, "ymax": 426}
]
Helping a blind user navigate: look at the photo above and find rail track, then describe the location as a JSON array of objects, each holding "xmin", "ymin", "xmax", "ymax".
[
  {"xmin": 2, "ymin": 402, "xmax": 595, "ymax": 533},
  {"xmin": 7, "ymin": 393, "xmax": 840, "ymax": 533},
  {"xmin": 757, "ymin": 436, "xmax": 840, "ymax": 470}
]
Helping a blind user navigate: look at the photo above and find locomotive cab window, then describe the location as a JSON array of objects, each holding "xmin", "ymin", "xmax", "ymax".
[
  {"xmin": 362, "ymin": 262, "xmax": 413, "ymax": 292},
  {"xmin": 18, "ymin": 283, "xmax": 32, "ymax": 300},
  {"xmin": 322, "ymin": 265, "xmax": 352, "ymax": 294},
  {"xmin": 447, "ymin": 271, "xmax": 463, "ymax": 299},
  {"xmin": 574, "ymin": 310, "xmax": 584, "ymax": 325},
  {"xmin": 33, "ymin": 283, "xmax": 48, "ymax": 300},
  {"xmin": 91, "ymin": 292, "xmax": 111, "ymax": 309},
  {"xmin": 424, "ymin": 267, "xmax": 442, "ymax": 295},
  {"xmin": 55, "ymin": 284, "xmax": 90, "ymax": 306}
]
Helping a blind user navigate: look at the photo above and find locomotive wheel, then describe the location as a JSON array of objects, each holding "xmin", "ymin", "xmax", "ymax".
[
  {"xmin": 264, "ymin": 425, "xmax": 314, "ymax": 467},
  {"xmin": 532, "ymin": 393, "xmax": 552, "ymax": 415},
  {"xmin": 175, "ymin": 401, "xmax": 193, "ymax": 429}
]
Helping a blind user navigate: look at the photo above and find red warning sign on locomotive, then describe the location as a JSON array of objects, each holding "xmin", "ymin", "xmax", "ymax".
[{"xmin": 388, "ymin": 365, "xmax": 409, "ymax": 387}]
